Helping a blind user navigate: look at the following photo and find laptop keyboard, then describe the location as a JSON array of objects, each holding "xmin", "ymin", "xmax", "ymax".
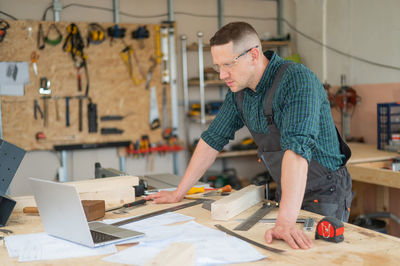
[{"xmin": 90, "ymin": 230, "xmax": 119, "ymax": 244}]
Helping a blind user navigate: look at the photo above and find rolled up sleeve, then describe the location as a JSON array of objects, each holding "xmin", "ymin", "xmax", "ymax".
[
  {"xmin": 279, "ymin": 70, "xmax": 321, "ymax": 163},
  {"xmin": 201, "ymin": 92, "xmax": 244, "ymax": 152}
]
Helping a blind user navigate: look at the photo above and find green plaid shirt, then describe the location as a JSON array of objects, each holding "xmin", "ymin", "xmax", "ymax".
[{"xmin": 201, "ymin": 51, "xmax": 344, "ymax": 171}]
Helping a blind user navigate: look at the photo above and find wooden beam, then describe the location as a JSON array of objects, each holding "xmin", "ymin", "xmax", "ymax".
[
  {"xmin": 13, "ymin": 176, "xmax": 139, "ymax": 212},
  {"xmin": 211, "ymin": 185, "xmax": 264, "ymax": 221}
]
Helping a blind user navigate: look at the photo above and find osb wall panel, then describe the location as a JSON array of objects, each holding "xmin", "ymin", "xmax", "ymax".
[{"xmin": 0, "ymin": 20, "xmax": 170, "ymax": 151}]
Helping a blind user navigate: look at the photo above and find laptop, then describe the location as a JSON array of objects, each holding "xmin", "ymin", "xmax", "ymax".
[{"xmin": 29, "ymin": 177, "xmax": 144, "ymax": 247}]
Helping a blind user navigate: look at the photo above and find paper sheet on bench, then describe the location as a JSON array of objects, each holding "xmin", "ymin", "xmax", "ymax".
[
  {"xmin": 5, "ymin": 212, "xmax": 194, "ymax": 261},
  {"xmin": 5, "ymin": 232, "xmax": 117, "ymax": 262},
  {"xmin": 103, "ymin": 220, "xmax": 266, "ymax": 266}
]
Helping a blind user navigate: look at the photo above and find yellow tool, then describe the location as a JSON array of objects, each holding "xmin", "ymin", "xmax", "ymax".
[
  {"xmin": 154, "ymin": 25, "xmax": 162, "ymax": 64},
  {"xmin": 187, "ymin": 185, "xmax": 232, "ymax": 195},
  {"xmin": 120, "ymin": 46, "xmax": 144, "ymax": 85}
]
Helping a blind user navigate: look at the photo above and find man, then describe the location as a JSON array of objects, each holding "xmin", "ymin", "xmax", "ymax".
[{"xmin": 146, "ymin": 22, "xmax": 352, "ymax": 250}]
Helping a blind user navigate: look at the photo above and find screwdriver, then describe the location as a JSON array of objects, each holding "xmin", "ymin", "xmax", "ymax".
[{"xmin": 187, "ymin": 185, "xmax": 232, "ymax": 195}]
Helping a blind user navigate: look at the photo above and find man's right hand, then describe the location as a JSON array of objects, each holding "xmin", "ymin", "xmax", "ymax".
[{"xmin": 144, "ymin": 190, "xmax": 183, "ymax": 204}]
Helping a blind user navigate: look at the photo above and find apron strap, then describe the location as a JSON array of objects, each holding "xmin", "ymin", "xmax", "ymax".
[
  {"xmin": 264, "ymin": 62, "xmax": 293, "ymax": 124},
  {"xmin": 235, "ymin": 62, "xmax": 293, "ymax": 125}
]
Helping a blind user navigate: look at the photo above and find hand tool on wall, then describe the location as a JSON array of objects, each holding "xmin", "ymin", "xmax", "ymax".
[
  {"xmin": 0, "ymin": 19, "xmax": 10, "ymax": 43},
  {"xmin": 87, "ymin": 23, "xmax": 106, "ymax": 46},
  {"xmin": 63, "ymin": 23, "xmax": 89, "ymax": 96},
  {"xmin": 149, "ymin": 86, "xmax": 160, "ymax": 130},
  {"xmin": 65, "ymin": 97, "xmax": 70, "ymax": 127},
  {"xmin": 160, "ymin": 26, "xmax": 169, "ymax": 84},
  {"xmin": 33, "ymin": 99, "xmax": 43, "ymax": 120},
  {"xmin": 120, "ymin": 46, "xmax": 144, "ymax": 85},
  {"xmin": 54, "ymin": 96, "xmax": 60, "ymax": 121},
  {"xmin": 77, "ymin": 96, "xmax": 85, "ymax": 132},
  {"xmin": 100, "ymin": 112, "xmax": 134, "ymax": 121},
  {"xmin": 42, "ymin": 96, "xmax": 50, "ymax": 127},
  {"xmin": 107, "ymin": 24, "xmax": 126, "ymax": 46},
  {"xmin": 131, "ymin": 25, "xmax": 149, "ymax": 49},
  {"xmin": 315, "ymin": 216, "xmax": 344, "ymax": 243},
  {"xmin": 154, "ymin": 25, "xmax": 162, "ymax": 64},
  {"xmin": 37, "ymin": 23, "xmax": 45, "ymax": 49},
  {"xmin": 145, "ymin": 56, "xmax": 157, "ymax": 90},
  {"xmin": 38, "ymin": 77, "xmax": 51, "ymax": 95},
  {"xmin": 101, "ymin": 127, "xmax": 124, "ymax": 134},
  {"xmin": 234, "ymin": 201, "xmax": 279, "ymax": 231},
  {"xmin": 38, "ymin": 78, "xmax": 51, "ymax": 127},
  {"xmin": 87, "ymin": 101, "xmax": 97, "ymax": 133},
  {"xmin": 44, "ymin": 23, "xmax": 63, "ymax": 46},
  {"xmin": 30, "ymin": 51, "xmax": 39, "ymax": 76},
  {"xmin": 161, "ymin": 86, "xmax": 172, "ymax": 139}
]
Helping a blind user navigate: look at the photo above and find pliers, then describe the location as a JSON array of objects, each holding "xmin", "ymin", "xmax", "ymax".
[{"xmin": 34, "ymin": 99, "xmax": 43, "ymax": 120}]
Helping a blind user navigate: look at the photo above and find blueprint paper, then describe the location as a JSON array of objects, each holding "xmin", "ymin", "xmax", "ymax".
[
  {"xmin": 103, "ymin": 221, "xmax": 266, "ymax": 266},
  {"xmin": 5, "ymin": 232, "xmax": 117, "ymax": 262}
]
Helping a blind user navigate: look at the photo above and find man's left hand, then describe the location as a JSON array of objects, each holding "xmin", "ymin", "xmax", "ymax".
[{"xmin": 264, "ymin": 223, "xmax": 312, "ymax": 249}]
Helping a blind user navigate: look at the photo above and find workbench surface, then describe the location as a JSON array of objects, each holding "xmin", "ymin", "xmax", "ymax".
[{"xmin": 2, "ymin": 198, "xmax": 400, "ymax": 265}]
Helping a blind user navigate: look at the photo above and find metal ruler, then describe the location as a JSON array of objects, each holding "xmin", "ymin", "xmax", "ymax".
[
  {"xmin": 111, "ymin": 199, "xmax": 207, "ymax": 227},
  {"xmin": 234, "ymin": 218, "xmax": 315, "ymax": 232},
  {"xmin": 215, "ymin": 224, "xmax": 284, "ymax": 254},
  {"xmin": 234, "ymin": 202, "xmax": 278, "ymax": 231}
]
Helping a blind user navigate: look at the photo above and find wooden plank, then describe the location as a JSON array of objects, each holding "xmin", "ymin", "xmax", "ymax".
[
  {"xmin": 143, "ymin": 242, "xmax": 195, "ymax": 266},
  {"xmin": 348, "ymin": 143, "xmax": 398, "ymax": 164},
  {"xmin": 347, "ymin": 164, "xmax": 400, "ymax": 189},
  {"xmin": 13, "ymin": 176, "xmax": 139, "ymax": 212},
  {"xmin": 211, "ymin": 185, "xmax": 264, "ymax": 221}
]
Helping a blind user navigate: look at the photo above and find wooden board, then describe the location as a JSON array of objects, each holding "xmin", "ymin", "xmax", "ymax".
[
  {"xmin": 348, "ymin": 143, "xmax": 398, "ymax": 164},
  {"xmin": 13, "ymin": 175, "xmax": 139, "ymax": 211},
  {"xmin": 211, "ymin": 185, "xmax": 264, "ymax": 221},
  {"xmin": 0, "ymin": 20, "xmax": 171, "ymax": 151}
]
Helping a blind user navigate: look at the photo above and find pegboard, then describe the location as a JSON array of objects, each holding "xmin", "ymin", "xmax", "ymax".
[{"xmin": 0, "ymin": 20, "xmax": 171, "ymax": 151}]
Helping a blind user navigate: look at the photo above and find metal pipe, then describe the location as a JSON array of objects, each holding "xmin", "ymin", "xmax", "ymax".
[
  {"xmin": 168, "ymin": 0, "xmax": 174, "ymax": 22},
  {"xmin": 217, "ymin": 0, "xmax": 224, "ymax": 29},
  {"xmin": 197, "ymin": 32, "xmax": 206, "ymax": 125},
  {"xmin": 181, "ymin": 35, "xmax": 189, "ymax": 115},
  {"xmin": 168, "ymin": 26, "xmax": 179, "ymax": 137},
  {"xmin": 277, "ymin": 0, "xmax": 282, "ymax": 35},
  {"xmin": 53, "ymin": 0, "xmax": 62, "ymax": 22},
  {"xmin": 119, "ymin": 155, "xmax": 126, "ymax": 172},
  {"xmin": 113, "ymin": 0, "xmax": 120, "ymax": 23},
  {"xmin": 277, "ymin": 0, "xmax": 283, "ymax": 55},
  {"xmin": 60, "ymin": 150, "xmax": 68, "ymax": 182}
]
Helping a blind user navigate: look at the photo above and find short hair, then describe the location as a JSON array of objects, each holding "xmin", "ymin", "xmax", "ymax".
[{"xmin": 209, "ymin": 22, "xmax": 261, "ymax": 52}]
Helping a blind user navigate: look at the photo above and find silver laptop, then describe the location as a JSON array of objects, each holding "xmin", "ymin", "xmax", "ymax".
[{"xmin": 29, "ymin": 177, "xmax": 144, "ymax": 247}]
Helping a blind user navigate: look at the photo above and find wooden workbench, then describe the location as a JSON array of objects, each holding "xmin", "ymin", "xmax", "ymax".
[
  {"xmin": 2, "ymin": 195, "xmax": 400, "ymax": 265},
  {"xmin": 347, "ymin": 143, "xmax": 400, "ymax": 236}
]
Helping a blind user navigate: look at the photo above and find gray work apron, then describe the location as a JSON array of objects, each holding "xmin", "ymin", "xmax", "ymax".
[{"xmin": 236, "ymin": 63, "xmax": 353, "ymax": 222}]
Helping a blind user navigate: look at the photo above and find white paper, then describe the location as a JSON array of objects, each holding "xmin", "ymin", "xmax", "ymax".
[
  {"xmin": 103, "ymin": 221, "xmax": 266, "ymax": 266},
  {"xmin": 5, "ymin": 232, "xmax": 117, "ymax": 262},
  {"xmin": 0, "ymin": 62, "xmax": 30, "ymax": 85},
  {"xmin": 0, "ymin": 84, "xmax": 25, "ymax": 96}
]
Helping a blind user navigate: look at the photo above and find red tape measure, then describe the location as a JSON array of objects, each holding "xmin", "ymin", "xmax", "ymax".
[{"xmin": 315, "ymin": 216, "xmax": 344, "ymax": 243}]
